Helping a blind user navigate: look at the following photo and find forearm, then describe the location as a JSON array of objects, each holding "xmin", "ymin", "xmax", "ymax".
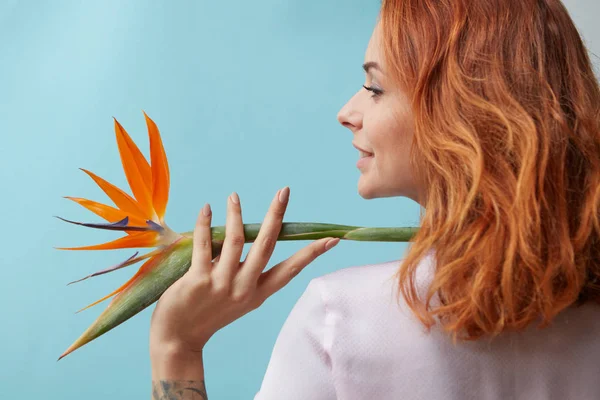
[{"xmin": 151, "ymin": 346, "xmax": 208, "ymax": 399}]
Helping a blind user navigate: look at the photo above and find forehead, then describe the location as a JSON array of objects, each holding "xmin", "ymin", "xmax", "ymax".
[{"xmin": 365, "ymin": 22, "xmax": 382, "ymax": 62}]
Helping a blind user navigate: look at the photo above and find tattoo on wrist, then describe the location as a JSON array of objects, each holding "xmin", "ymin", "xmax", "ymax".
[{"xmin": 152, "ymin": 380, "xmax": 208, "ymax": 400}]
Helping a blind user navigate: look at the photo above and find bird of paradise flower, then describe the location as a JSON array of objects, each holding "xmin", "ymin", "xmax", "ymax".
[{"xmin": 56, "ymin": 111, "xmax": 419, "ymax": 361}]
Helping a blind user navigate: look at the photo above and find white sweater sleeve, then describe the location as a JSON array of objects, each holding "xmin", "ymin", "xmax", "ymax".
[{"xmin": 254, "ymin": 278, "xmax": 337, "ymax": 399}]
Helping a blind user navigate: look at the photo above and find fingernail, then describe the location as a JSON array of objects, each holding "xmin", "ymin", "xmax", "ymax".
[
  {"xmin": 325, "ymin": 238, "xmax": 340, "ymax": 251},
  {"xmin": 202, "ymin": 203, "xmax": 211, "ymax": 216},
  {"xmin": 230, "ymin": 192, "xmax": 240, "ymax": 204},
  {"xmin": 278, "ymin": 187, "xmax": 290, "ymax": 204}
]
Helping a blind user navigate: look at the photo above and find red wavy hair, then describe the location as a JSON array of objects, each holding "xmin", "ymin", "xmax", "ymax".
[{"xmin": 382, "ymin": 0, "xmax": 600, "ymax": 342}]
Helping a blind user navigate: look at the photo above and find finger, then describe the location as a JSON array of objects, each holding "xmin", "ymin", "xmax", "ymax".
[
  {"xmin": 238, "ymin": 187, "xmax": 289, "ymax": 287},
  {"xmin": 257, "ymin": 237, "xmax": 340, "ymax": 299},
  {"xmin": 190, "ymin": 203, "xmax": 213, "ymax": 277},
  {"xmin": 213, "ymin": 191, "xmax": 245, "ymax": 286}
]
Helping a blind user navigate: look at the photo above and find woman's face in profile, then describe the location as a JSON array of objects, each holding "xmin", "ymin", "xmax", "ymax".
[{"xmin": 337, "ymin": 22, "xmax": 421, "ymax": 205}]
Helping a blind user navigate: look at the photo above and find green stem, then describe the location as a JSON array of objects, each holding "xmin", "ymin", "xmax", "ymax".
[{"xmin": 180, "ymin": 222, "xmax": 419, "ymax": 245}]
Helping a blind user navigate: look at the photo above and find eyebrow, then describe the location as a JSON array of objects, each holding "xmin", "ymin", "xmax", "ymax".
[{"xmin": 362, "ymin": 61, "xmax": 381, "ymax": 73}]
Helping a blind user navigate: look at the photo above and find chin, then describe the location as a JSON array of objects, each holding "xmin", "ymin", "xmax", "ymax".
[
  {"xmin": 358, "ymin": 190, "xmax": 378, "ymax": 199},
  {"xmin": 357, "ymin": 180, "xmax": 382, "ymax": 199}
]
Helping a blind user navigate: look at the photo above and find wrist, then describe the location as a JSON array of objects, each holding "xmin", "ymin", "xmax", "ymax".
[{"xmin": 151, "ymin": 342, "xmax": 205, "ymax": 381}]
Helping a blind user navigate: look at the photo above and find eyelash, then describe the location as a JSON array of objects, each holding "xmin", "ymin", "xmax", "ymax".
[{"xmin": 362, "ymin": 85, "xmax": 383, "ymax": 98}]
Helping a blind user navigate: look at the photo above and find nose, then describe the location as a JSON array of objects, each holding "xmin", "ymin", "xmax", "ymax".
[{"xmin": 337, "ymin": 91, "xmax": 362, "ymax": 133}]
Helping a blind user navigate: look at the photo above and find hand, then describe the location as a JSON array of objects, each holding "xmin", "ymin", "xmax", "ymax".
[{"xmin": 149, "ymin": 187, "xmax": 340, "ymax": 357}]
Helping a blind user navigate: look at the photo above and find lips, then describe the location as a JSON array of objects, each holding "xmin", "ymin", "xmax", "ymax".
[
  {"xmin": 356, "ymin": 155, "xmax": 373, "ymax": 168},
  {"xmin": 353, "ymin": 142, "xmax": 374, "ymax": 156}
]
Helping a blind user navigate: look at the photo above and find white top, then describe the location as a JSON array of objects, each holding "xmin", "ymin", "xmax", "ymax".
[{"xmin": 254, "ymin": 250, "xmax": 600, "ymax": 399}]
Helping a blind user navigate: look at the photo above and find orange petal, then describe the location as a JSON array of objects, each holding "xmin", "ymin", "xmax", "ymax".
[
  {"xmin": 55, "ymin": 231, "xmax": 159, "ymax": 251},
  {"xmin": 80, "ymin": 168, "xmax": 147, "ymax": 220},
  {"xmin": 75, "ymin": 252, "xmax": 160, "ymax": 313},
  {"xmin": 113, "ymin": 118, "xmax": 156, "ymax": 220},
  {"xmin": 64, "ymin": 197, "xmax": 148, "ymax": 234},
  {"xmin": 143, "ymin": 111, "xmax": 170, "ymax": 222}
]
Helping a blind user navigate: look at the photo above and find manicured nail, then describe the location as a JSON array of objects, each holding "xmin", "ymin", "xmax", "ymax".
[
  {"xmin": 230, "ymin": 192, "xmax": 240, "ymax": 204},
  {"xmin": 325, "ymin": 238, "xmax": 340, "ymax": 251},
  {"xmin": 278, "ymin": 187, "xmax": 290, "ymax": 203},
  {"xmin": 202, "ymin": 203, "xmax": 211, "ymax": 216}
]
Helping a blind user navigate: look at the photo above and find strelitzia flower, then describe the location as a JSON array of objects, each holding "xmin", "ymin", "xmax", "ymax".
[{"xmin": 56, "ymin": 111, "xmax": 419, "ymax": 361}]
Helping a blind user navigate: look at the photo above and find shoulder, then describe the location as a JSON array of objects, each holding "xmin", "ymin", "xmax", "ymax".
[
  {"xmin": 305, "ymin": 249, "xmax": 437, "ymax": 323},
  {"xmin": 312, "ymin": 249, "xmax": 437, "ymax": 304},
  {"xmin": 313, "ymin": 258, "xmax": 403, "ymax": 297},
  {"xmin": 296, "ymin": 251, "xmax": 440, "ymax": 366}
]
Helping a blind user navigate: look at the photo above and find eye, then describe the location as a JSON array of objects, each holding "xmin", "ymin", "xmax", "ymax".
[{"xmin": 362, "ymin": 85, "xmax": 383, "ymax": 98}]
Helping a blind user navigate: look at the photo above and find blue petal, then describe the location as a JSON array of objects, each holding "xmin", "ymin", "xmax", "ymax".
[
  {"xmin": 66, "ymin": 252, "xmax": 140, "ymax": 285},
  {"xmin": 145, "ymin": 220, "xmax": 164, "ymax": 232},
  {"xmin": 54, "ymin": 216, "xmax": 151, "ymax": 232}
]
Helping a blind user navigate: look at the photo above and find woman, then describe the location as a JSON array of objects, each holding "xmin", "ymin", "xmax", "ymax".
[{"xmin": 149, "ymin": 0, "xmax": 600, "ymax": 398}]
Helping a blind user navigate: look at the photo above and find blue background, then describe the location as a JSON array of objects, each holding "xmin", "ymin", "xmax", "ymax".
[{"xmin": 1, "ymin": 0, "xmax": 598, "ymax": 398}]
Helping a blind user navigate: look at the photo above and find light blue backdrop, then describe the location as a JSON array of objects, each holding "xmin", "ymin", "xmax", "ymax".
[{"xmin": 1, "ymin": 0, "xmax": 598, "ymax": 398}]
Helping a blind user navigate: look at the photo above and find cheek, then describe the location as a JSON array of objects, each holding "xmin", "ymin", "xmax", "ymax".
[
  {"xmin": 366, "ymin": 112, "xmax": 408, "ymax": 157},
  {"xmin": 369, "ymin": 118, "xmax": 414, "ymax": 175}
]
